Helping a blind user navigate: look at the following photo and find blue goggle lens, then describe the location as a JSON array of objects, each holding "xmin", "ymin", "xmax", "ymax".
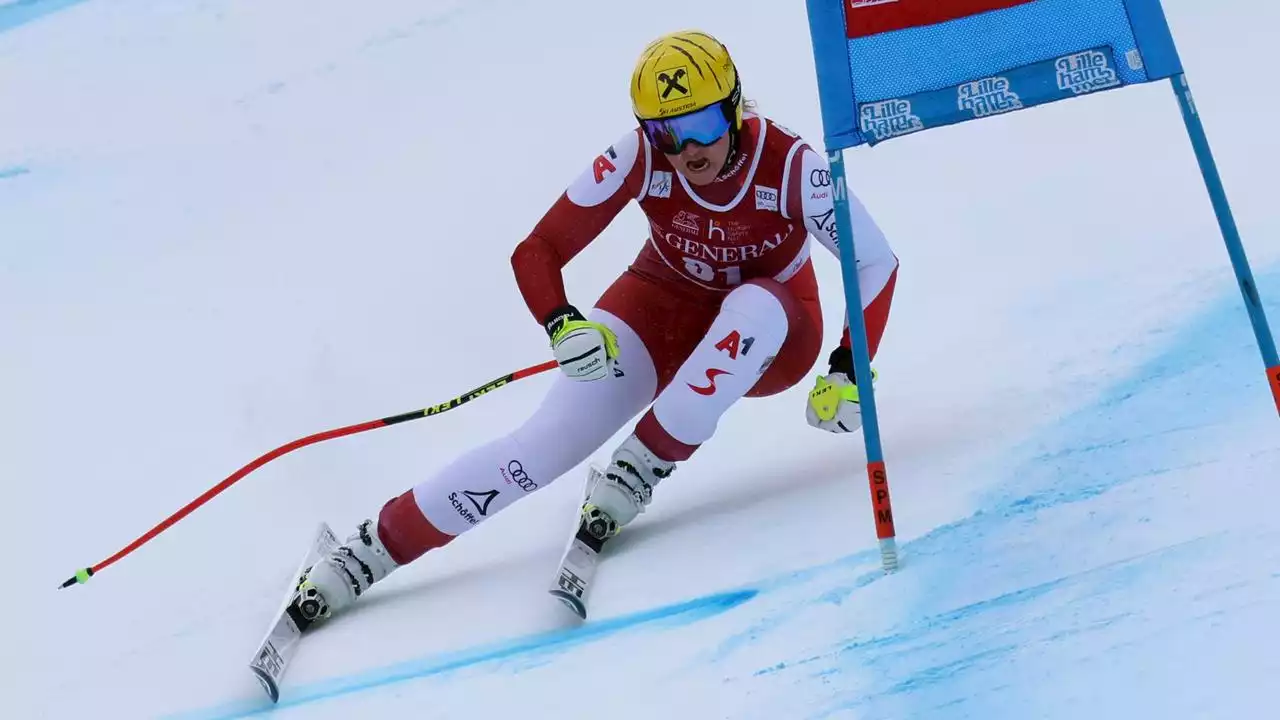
[{"xmin": 640, "ymin": 103, "xmax": 731, "ymax": 154}]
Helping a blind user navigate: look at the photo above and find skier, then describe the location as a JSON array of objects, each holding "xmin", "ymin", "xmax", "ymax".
[{"xmin": 291, "ymin": 30, "xmax": 899, "ymax": 625}]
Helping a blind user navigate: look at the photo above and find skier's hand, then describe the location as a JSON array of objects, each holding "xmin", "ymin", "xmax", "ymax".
[
  {"xmin": 544, "ymin": 305, "xmax": 620, "ymax": 382},
  {"xmin": 806, "ymin": 372, "xmax": 864, "ymax": 434},
  {"xmin": 805, "ymin": 345, "xmax": 874, "ymax": 434}
]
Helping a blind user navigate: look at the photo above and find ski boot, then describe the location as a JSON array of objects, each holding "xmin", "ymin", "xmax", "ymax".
[
  {"xmin": 578, "ymin": 434, "xmax": 676, "ymax": 548},
  {"xmin": 288, "ymin": 519, "xmax": 400, "ymax": 631}
]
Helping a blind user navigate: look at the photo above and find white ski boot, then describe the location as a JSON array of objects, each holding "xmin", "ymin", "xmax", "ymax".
[
  {"xmin": 580, "ymin": 434, "xmax": 675, "ymax": 542},
  {"xmin": 291, "ymin": 519, "xmax": 400, "ymax": 628}
]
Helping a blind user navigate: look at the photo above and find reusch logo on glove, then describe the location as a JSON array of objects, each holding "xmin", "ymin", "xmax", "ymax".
[{"xmin": 571, "ymin": 353, "xmax": 602, "ymax": 373}]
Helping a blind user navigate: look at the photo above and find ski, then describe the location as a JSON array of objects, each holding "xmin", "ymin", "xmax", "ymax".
[
  {"xmin": 549, "ymin": 527, "xmax": 604, "ymax": 619},
  {"xmin": 248, "ymin": 523, "xmax": 339, "ymax": 703},
  {"xmin": 548, "ymin": 464, "xmax": 607, "ymax": 619}
]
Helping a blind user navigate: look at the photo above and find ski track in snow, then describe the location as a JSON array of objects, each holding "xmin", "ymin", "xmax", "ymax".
[{"xmin": 169, "ymin": 270, "xmax": 1280, "ymax": 718}]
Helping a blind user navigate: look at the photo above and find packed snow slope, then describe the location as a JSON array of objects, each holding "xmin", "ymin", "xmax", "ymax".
[{"xmin": 3, "ymin": 0, "xmax": 1277, "ymax": 718}]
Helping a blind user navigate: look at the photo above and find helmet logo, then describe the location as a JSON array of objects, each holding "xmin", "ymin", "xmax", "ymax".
[{"xmin": 657, "ymin": 67, "xmax": 690, "ymax": 102}]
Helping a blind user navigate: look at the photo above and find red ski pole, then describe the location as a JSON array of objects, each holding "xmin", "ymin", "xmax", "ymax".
[{"xmin": 59, "ymin": 360, "xmax": 559, "ymax": 589}]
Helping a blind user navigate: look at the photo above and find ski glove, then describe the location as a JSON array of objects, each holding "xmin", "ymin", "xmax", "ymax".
[
  {"xmin": 544, "ymin": 305, "xmax": 620, "ymax": 382},
  {"xmin": 806, "ymin": 346, "xmax": 874, "ymax": 434}
]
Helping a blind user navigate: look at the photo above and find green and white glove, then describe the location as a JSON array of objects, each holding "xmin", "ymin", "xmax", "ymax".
[{"xmin": 544, "ymin": 305, "xmax": 620, "ymax": 382}]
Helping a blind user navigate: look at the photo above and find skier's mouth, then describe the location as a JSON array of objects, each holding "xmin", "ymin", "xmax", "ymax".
[{"xmin": 686, "ymin": 157, "xmax": 711, "ymax": 174}]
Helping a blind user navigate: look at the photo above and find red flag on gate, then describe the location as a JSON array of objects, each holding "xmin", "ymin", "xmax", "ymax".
[{"xmin": 845, "ymin": 0, "xmax": 1039, "ymax": 38}]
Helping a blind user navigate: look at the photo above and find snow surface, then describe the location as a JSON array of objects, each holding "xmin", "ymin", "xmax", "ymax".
[{"xmin": 3, "ymin": 0, "xmax": 1278, "ymax": 718}]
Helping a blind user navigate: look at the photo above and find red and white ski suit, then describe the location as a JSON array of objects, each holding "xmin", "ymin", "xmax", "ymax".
[{"xmin": 373, "ymin": 115, "xmax": 899, "ymax": 563}]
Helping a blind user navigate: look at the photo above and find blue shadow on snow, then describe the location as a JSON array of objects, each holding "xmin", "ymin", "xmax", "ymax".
[
  {"xmin": 0, "ymin": 0, "xmax": 90, "ymax": 34},
  {"xmin": 176, "ymin": 588, "xmax": 758, "ymax": 719},
  {"xmin": 792, "ymin": 268, "xmax": 1280, "ymax": 719}
]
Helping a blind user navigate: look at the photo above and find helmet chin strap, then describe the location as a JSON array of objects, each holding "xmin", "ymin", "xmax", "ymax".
[
  {"xmin": 716, "ymin": 127, "xmax": 740, "ymax": 178},
  {"xmin": 716, "ymin": 79, "xmax": 744, "ymax": 178},
  {"xmin": 715, "ymin": 123, "xmax": 744, "ymax": 180}
]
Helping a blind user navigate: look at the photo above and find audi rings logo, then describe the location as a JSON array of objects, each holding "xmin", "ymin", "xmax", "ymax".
[
  {"xmin": 502, "ymin": 460, "xmax": 538, "ymax": 492},
  {"xmin": 810, "ymin": 169, "xmax": 831, "ymax": 187}
]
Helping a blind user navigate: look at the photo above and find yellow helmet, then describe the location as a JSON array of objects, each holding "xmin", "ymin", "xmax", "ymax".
[{"xmin": 630, "ymin": 30, "xmax": 742, "ymax": 128}]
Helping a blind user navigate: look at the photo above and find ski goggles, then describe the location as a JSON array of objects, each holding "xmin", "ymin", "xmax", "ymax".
[{"xmin": 639, "ymin": 101, "xmax": 733, "ymax": 155}]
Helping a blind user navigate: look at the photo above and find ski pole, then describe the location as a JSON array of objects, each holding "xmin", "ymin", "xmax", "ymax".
[{"xmin": 59, "ymin": 359, "xmax": 559, "ymax": 589}]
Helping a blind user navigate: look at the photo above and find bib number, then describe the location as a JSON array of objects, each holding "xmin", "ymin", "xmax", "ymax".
[{"xmin": 682, "ymin": 256, "xmax": 741, "ymax": 287}]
